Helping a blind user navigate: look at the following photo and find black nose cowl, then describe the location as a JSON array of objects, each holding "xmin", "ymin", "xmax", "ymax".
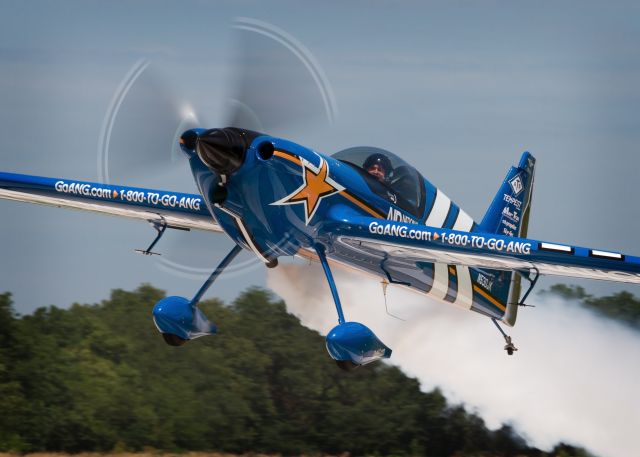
[{"xmin": 196, "ymin": 127, "xmax": 261, "ymax": 175}]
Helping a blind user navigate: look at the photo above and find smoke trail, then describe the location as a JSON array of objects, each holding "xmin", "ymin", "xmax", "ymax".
[{"xmin": 267, "ymin": 261, "xmax": 640, "ymax": 457}]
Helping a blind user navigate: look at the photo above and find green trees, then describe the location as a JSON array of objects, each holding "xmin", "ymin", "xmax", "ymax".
[
  {"xmin": 543, "ymin": 284, "xmax": 640, "ymax": 328},
  {"xmin": 0, "ymin": 285, "xmax": 590, "ymax": 456}
]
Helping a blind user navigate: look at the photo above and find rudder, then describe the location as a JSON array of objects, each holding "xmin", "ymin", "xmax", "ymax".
[
  {"xmin": 477, "ymin": 151, "xmax": 536, "ymax": 326},
  {"xmin": 479, "ymin": 151, "xmax": 535, "ymax": 237}
]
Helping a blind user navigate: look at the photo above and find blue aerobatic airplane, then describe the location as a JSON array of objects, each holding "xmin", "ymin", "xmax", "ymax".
[
  {"xmin": 2, "ymin": 130, "xmax": 640, "ymax": 369},
  {"xmin": 2, "ymin": 20, "xmax": 639, "ymax": 370}
]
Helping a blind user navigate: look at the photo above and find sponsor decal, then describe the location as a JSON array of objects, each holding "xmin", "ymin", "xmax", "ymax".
[
  {"xmin": 386, "ymin": 207, "xmax": 417, "ymax": 224},
  {"xmin": 368, "ymin": 221, "xmax": 434, "ymax": 241},
  {"xmin": 477, "ymin": 273, "xmax": 494, "ymax": 291},
  {"xmin": 436, "ymin": 232, "xmax": 531, "ymax": 254},
  {"xmin": 501, "ymin": 219, "xmax": 517, "ymax": 231},
  {"xmin": 54, "ymin": 180, "xmax": 202, "ymax": 210},
  {"xmin": 501, "ymin": 206, "xmax": 520, "ymax": 223},
  {"xmin": 119, "ymin": 190, "xmax": 201, "ymax": 210},
  {"xmin": 502, "ymin": 193, "xmax": 522, "ymax": 210},
  {"xmin": 367, "ymin": 221, "xmax": 532, "ymax": 255},
  {"xmin": 509, "ymin": 174, "xmax": 524, "ymax": 196},
  {"xmin": 55, "ymin": 181, "xmax": 114, "ymax": 199}
]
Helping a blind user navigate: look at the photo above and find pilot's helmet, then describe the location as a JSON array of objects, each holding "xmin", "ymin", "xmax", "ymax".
[{"xmin": 363, "ymin": 153, "xmax": 393, "ymax": 178}]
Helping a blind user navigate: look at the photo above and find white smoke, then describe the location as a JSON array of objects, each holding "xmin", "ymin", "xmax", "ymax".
[{"xmin": 267, "ymin": 261, "xmax": 640, "ymax": 457}]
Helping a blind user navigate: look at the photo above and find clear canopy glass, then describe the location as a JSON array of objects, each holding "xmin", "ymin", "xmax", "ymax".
[{"xmin": 332, "ymin": 146, "xmax": 425, "ymax": 218}]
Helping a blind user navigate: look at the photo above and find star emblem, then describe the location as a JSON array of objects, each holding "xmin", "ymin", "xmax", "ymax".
[{"xmin": 272, "ymin": 156, "xmax": 344, "ymax": 225}]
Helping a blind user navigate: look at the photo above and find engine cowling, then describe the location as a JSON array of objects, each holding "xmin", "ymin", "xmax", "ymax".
[
  {"xmin": 195, "ymin": 127, "xmax": 262, "ymax": 175},
  {"xmin": 325, "ymin": 322, "xmax": 392, "ymax": 370},
  {"xmin": 152, "ymin": 296, "xmax": 217, "ymax": 346}
]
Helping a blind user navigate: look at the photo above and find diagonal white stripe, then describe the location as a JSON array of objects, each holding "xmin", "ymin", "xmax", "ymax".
[
  {"xmin": 452, "ymin": 210, "xmax": 474, "ymax": 232},
  {"xmin": 453, "ymin": 266, "xmax": 474, "ymax": 310},
  {"xmin": 429, "ymin": 262, "xmax": 450, "ymax": 300},
  {"xmin": 425, "ymin": 190, "xmax": 451, "ymax": 228},
  {"xmin": 217, "ymin": 206, "xmax": 269, "ymax": 263}
]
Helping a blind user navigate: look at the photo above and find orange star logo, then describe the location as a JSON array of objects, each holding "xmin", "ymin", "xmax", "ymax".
[{"xmin": 272, "ymin": 156, "xmax": 344, "ymax": 225}]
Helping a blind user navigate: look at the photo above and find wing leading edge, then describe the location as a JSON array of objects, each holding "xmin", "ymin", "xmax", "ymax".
[
  {"xmin": 324, "ymin": 216, "xmax": 640, "ymax": 285},
  {"xmin": 0, "ymin": 172, "xmax": 221, "ymax": 232}
]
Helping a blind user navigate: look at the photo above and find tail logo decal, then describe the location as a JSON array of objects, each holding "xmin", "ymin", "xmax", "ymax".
[{"xmin": 509, "ymin": 174, "xmax": 524, "ymax": 196}]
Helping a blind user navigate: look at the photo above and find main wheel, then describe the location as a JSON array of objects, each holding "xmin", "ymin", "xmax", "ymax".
[
  {"xmin": 162, "ymin": 333, "xmax": 188, "ymax": 347},
  {"xmin": 336, "ymin": 360, "xmax": 359, "ymax": 371}
]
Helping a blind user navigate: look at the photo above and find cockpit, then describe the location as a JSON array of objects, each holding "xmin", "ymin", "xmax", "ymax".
[{"xmin": 332, "ymin": 146, "xmax": 426, "ymax": 218}]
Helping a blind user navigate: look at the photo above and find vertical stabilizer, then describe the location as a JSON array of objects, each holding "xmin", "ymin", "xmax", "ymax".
[
  {"xmin": 479, "ymin": 151, "xmax": 535, "ymax": 326},
  {"xmin": 479, "ymin": 151, "xmax": 535, "ymax": 238}
]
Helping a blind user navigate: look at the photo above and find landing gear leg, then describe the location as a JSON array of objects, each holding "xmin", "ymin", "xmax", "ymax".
[
  {"xmin": 152, "ymin": 243, "xmax": 244, "ymax": 345},
  {"xmin": 315, "ymin": 244, "xmax": 351, "ymax": 370},
  {"xmin": 190, "ymin": 244, "xmax": 243, "ymax": 306},
  {"xmin": 314, "ymin": 244, "xmax": 392, "ymax": 370},
  {"xmin": 314, "ymin": 244, "xmax": 345, "ymax": 324},
  {"xmin": 492, "ymin": 318, "xmax": 518, "ymax": 355}
]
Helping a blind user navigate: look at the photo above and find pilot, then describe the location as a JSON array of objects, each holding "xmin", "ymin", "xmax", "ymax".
[{"xmin": 363, "ymin": 153, "xmax": 392, "ymax": 182}]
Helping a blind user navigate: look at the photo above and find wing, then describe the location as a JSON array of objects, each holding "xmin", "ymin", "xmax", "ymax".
[
  {"xmin": 324, "ymin": 216, "xmax": 640, "ymax": 284},
  {"xmin": 0, "ymin": 172, "xmax": 222, "ymax": 232}
]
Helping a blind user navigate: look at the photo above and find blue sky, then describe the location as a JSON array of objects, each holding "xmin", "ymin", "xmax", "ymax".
[{"xmin": 1, "ymin": 0, "xmax": 639, "ymax": 313}]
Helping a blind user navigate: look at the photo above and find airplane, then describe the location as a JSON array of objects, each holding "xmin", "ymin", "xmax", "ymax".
[
  {"xmin": 2, "ymin": 19, "xmax": 639, "ymax": 371},
  {"xmin": 2, "ymin": 127, "xmax": 640, "ymax": 370}
]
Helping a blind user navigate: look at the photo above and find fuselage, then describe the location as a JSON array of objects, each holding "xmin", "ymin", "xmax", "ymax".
[{"xmin": 187, "ymin": 134, "xmax": 511, "ymax": 321}]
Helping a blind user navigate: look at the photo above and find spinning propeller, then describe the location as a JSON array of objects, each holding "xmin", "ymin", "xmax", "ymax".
[{"xmin": 98, "ymin": 17, "xmax": 337, "ymax": 277}]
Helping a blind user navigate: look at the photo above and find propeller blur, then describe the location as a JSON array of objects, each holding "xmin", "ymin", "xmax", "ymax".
[{"xmin": 1, "ymin": 19, "xmax": 639, "ymax": 370}]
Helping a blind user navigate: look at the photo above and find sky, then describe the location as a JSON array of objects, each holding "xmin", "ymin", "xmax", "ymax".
[
  {"xmin": 1, "ymin": 1, "xmax": 640, "ymax": 455},
  {"xmin": 1, "ymin": 0, "xmax": 639, "ymax": 312}
]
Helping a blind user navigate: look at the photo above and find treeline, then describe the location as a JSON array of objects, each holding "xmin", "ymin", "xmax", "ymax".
[
  {"xmin": 0, "ymin": 285, "xmax": 592, "ymax": 456},
  {"xmin": 543, "ymin": 284, "xmax": 640, "ymax": 328}
]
